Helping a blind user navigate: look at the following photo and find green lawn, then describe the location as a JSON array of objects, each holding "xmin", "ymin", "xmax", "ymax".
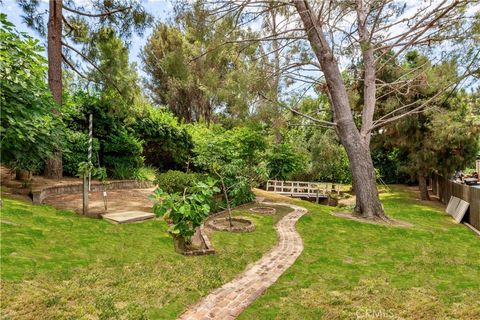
[
  {"xmin": 1, "ymin": 187, "xmax": 479, "ymax": 319},
  {"xmin": 240, "ymin": 187, "xmax": 480, "ymax": 319},
  {"xmin": 0, "ymin": 197, "xmax": 290, "ymax": 319}
]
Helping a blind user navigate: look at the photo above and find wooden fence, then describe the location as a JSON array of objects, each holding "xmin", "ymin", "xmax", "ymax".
[{"xmin": 431, "ymin": 173, "xmax": 480, "ymax": 230}]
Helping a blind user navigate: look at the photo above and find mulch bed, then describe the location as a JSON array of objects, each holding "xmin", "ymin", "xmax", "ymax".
[
  {"xmin": 249, "ymin": 206, "xmax": 276, "ymax": 214},
  {"xmin": 207, "ymin": 217, "xmax": 255, "ymax": 233}
]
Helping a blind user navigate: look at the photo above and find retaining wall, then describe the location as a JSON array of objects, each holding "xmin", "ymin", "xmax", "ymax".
[{"xmin": 32, "ymin": 180, "xmax": 154, "ymax": 204}]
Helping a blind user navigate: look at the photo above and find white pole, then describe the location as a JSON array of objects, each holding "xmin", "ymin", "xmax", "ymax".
[{"xmin": 88, "ymin": 113, "xmax": 93, "ymax": 191}]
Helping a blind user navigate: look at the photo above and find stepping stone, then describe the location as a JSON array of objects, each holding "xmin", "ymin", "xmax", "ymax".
[{"xmin": 102, "ymin": 211, "xmax": 155, "ymax": 224}]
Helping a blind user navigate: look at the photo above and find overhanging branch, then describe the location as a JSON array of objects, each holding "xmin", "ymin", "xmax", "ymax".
[
  {"xmin": 62, "ymin": 5, "xmax": 132, "ymax": 18},
  {"xmin": 61, "ymin": 41, "xmax": 124, "ymax": 97}
]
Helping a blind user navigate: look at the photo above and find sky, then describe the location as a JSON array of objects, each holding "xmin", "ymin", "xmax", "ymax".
[
  {"xmin": 1, "ymin": 0, "xmax": 173, "ymax": 74},
  {"xmin": 2, "ymin": 0, "xmax": 478, "ymax": 92}
]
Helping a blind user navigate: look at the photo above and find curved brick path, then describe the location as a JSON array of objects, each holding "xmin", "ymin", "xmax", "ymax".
[{"xmin": 179, "ymin": 202, "xmax": 307, "ymax": 320}]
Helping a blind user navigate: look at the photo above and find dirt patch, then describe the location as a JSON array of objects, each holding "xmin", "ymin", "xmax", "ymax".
[
  {"xmin": 331, "ymin": 211, "xmax": 413, "ymax": 228},
  {"xmin": 338, "ymin": 196, "xmax": 356, "ymax": 207},
  {"xmin": 249, "ymin": 206, "xmax": 276, "ymax": 214},
  {"xmin": 1, "ymin": 166, "xmax": 84, "ymax": 191},
  {"xmin": 42, "ymin": 188, "xmax": 155, "ymax": 216},
  {"xmin": 207, "ymin": 217, "xmax": 255, "ymax": 232}
]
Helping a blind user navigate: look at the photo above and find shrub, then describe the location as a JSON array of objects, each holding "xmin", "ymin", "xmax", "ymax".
[
  {"xmin": 133, "ymin": 166, "xmax": 157, "ymax": 182},
  {"xmin": 309, "ymin": 131, "xmax": 352, "ymax": 184},
  {"xmin": 132, "ymin": 113, "xmax": 194, "ymax": 171},
  {"xmin": 155, "ymin": 170, "xmax": 207, "ymax": 194},
  {"xmin": 110, "ymin": 165, "xmax": 157, "ymax": 182},
  {"xmin": 63, "ymin": 130, "xmax": 100, "ymax": 176},
  {"xmin": 103, "ymin": 130, "xmax": 144, "ymax": 171},
  {"xmin": 110, "ymin": 163, "xmax": 136, "ymax": 180},
  {"xmin": 266, "ymin": 143, "xmax": 306, "ymax": 180}
]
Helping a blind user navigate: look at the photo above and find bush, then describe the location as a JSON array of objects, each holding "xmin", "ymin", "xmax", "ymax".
[
  {"xmin": 132, "ymin": 112, "xmax": 194, "ymax": 171},
  {"xmin": 155, "ymin": 170, "xmax": 207, "ymax": 194},
  {"xmin": 110, "ymin": 163, "xmax": 135, "ymax": 180},
  {"xmin": 103, "ymin": 130, "xmax": 144, "ymax": 171},
  {"xmin": 133, "ymin": 166, "xmax": 157, "ymax": 182},
  {"xmin": 110, "ymin": 165, "xmax": 157, "ymax": 182},
  {"xmin": 266, "ymin": 143, "xmax": 306, "ymax": 180},
  {"xmin": 63, "ymin": 130, "xmax": 100, "ymax": 176},
  {"xmin": 309, "ymin": 131, "xmax": 352, "ymax": 184}
]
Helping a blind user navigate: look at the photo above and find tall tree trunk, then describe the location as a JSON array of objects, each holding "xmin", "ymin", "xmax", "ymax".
[
  {"xmin": 418, "ymin": 175, "xmax": 430, "ymax": 201},
  {"xmin": 294, "ymin": 0, "xmax": 387, "ymax": 220},
  {"xmin": 270, "ymin": 5, "xmax": 282, "ymax": 144},
  {"xmin": 45, "ymin": 0, "xmax": 63, "ymax": 179},
  {"xmin": 342, "ymin": 133, "xmax": 385, "ymax": 219}
]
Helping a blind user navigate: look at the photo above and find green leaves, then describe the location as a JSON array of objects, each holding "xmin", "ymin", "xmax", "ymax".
[
  {"xmin": 76, "ymin": 161, "xmax": 96, "ymax": 178},
  {"xmin": 0, "ymin": 14, "xmax": 63, "ymax": 172},
  {"xmin": 142, "ymin": 11, "xmax": 263, "ymax": 122},
  {"xmin": 151, "ymin": 179, "xmax": 218, "ymax": 242},
  {"xmin": 266, "ymin": 143, "xmax": 306, "ymax": 181}
]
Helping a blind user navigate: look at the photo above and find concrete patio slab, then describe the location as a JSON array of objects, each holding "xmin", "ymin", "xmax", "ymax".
[{"xmin": 102, "ymin": 211, "xmax": 155, "ymax": 224}]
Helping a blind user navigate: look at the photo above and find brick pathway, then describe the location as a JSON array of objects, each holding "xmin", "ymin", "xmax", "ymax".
[{"xmin": 179, "ymin": 202, "xmax": 307, "ymax": 320}]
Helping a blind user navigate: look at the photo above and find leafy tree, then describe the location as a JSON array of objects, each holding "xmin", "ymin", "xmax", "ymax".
[
  {"xmin": 132, "ymin": 107, "xmax": 194, "ymax": 171},
  {"xmin": 142, "ymin": 2, "xmax": 262, "ymax": 122},
  {"xmin": 61, "ymin": 32, "xmax": 193, "ymax": 176},
  {"xmin": 371, "ymin": 147, "xmax": 410, "ymax": 185},
  {"xmin": 266, "ymin": 143, "xmax": 306, "ymax": 181},
  {"xmin": 17, "ymin": 0, "xmax": 152, "ymax": 178},
  {"xmin": 374, "ymin": 53, "xmax": 480, "ymax": 199},
  {"xmin": 103, "ymin": 129, "xmax": 144, "ymax": 172},
  {"xmin": 0, "ymin": 15, "xmax": 62, "ymax": 178},
  {"xmin": 309, "ymin": 131, "xmax": 351, "ymax": 184},
  {"xmin": 191, "ymin": 126, "xmax": 268, "ymax": 226},
  {"xmin": 88, "ymin": 29, "xmax": 142, "ymax": 115}
]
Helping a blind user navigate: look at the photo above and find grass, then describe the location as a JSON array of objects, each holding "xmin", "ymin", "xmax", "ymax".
[
  {"xmin": 2, "ymin": 187, "xmax": 479, "ymax": 319},
  {"xmin": 0, "ymin": 198, "xmax": 288, "ymax": 319},
  {"xmin": 240, "ymin": 186, "xmax": 480, "ymax": 319}
]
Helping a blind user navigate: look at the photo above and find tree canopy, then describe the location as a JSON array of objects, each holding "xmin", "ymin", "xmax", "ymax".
[{"xmin": 0, "ymin": 14, "xmax": 62, "ymax": 174}]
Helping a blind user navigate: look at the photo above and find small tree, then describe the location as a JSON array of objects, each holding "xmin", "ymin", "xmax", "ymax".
[
  {"xmin": 151, "ymin": 179, "xmax": 219, "ymax": 252},
  {"xmin": 192, "ymin": 126, "xmax": 268, "ymax": 227}
]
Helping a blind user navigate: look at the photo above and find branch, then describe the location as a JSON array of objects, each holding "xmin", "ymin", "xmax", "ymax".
[
  {"xmin": 376, "ymin": 0, "xmax": 463, "ymax": 70},
  {"xmin": 62, "ymin": 15, "xmax": 75, "ymax": 31},
  {"xmin": 369, "ymin": 51, "xmax": 480, "ymax": 133},
  {"xmin": 260, "ymin": 92, "xmax": 336, "ymax": 127},
  {"xmin": 62, "ymin": 53, "xmax": 89, "ymax": 80},
  {"xmin": 62, "ymin": 5, "xmax": 132, "ymax": 18},
  {"xmin": 61, "ymin": 41, "xmax": 124, "ymax": 97}
]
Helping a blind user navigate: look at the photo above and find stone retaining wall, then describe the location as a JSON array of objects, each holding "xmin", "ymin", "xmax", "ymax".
[{"xmin": 32, "ymin": 180, "xmax": 154, "ymax": 204}]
